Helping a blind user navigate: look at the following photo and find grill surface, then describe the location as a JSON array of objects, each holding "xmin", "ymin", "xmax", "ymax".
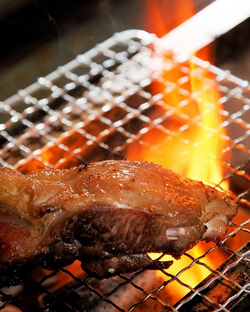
[{"xmin": 1, "ymin": 30, "xmax": 250, "ymax": 312}]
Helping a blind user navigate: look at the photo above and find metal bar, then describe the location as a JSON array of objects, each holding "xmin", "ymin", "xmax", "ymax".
[
  {"xmin": 2, "ymin": 30, "xmax": 152, "ymax": 107},
  {"xmin": 174, "ymin": 243, "xmax": 250, "ymax": 312},
  {"xmin": 162, "ymin": 0, "xmax": 250, "ymax": 57}
]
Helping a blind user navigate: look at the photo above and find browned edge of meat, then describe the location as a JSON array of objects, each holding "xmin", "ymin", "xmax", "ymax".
[{"xmin": 0, "ymin": 160, "xmax": 237, "ymax": 287}]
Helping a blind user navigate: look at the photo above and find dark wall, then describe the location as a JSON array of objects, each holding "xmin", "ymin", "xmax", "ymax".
[{"xmin": 0, "ymin": 0, "xmax": 213, "ymax": 100}]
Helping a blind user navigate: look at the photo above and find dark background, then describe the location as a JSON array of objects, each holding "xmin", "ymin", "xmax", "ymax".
[
  {"xmin": 0, "ymin": 0, "xmax": 249, "ymax": 102},
  {"xmin": 0, "ymin": 0, "xmax": 214, "ymax": 101}
]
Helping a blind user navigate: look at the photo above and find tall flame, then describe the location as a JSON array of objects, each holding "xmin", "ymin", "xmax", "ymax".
[
  {"xmin": 127, "ymin": 53, "xmax": 229, "ymax": 303},
  {"xmin": 127, "ymin": 55, "xmax": 228, "ymax": 187},
  {"xmin": 179, "ymin": 58, "xmax": 228, "ymax": 188},
  {"xmin": 126, "ymin": 0, "xmax": 231, "ymax": 304}
]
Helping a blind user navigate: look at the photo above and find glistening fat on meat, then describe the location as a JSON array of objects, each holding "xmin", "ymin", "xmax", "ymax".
[{"xmin": 0, "ymin": 160, "xmax": 237, "ymax": 287}]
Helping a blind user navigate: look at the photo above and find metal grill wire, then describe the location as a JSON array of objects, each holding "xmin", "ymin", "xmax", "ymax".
[{"xmin": 1, "ymin": 30, "xmax": 250, "ymax": 311}]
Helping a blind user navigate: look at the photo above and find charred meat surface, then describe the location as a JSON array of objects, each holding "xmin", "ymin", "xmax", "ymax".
[{"xmin": 0, "ymin": 160, "xmax": 237, "ymax": 286}]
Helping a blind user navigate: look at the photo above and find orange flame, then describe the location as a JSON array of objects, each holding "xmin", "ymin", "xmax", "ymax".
[
  {"xmin": 126, "ymin": 0, "xmax": 231, "ymax": 304},
  {"xmin": 127, "ymin": 55, "xmax": 228, "ymax": 187},
  {"xmin": 126, "ymin": 53, "xmax": 230, "ymax": 302},
  {"xmin": 145, "ymin": 0, "xmax": 195, "ymax": 37}
]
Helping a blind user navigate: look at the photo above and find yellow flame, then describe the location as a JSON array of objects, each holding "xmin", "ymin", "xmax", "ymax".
[
  {"xmin": 186, "ymin": 61, "xmax": 228, "ymax": 188},
  {"xmin": 127, "ymin": 54, "xmax": 229, "ymax": 302},
  {"xmin": 127, "ymin": 57, "xmax": 228, "ymax": 186}
]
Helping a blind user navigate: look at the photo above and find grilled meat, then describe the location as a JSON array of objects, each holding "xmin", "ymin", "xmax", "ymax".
[{"xmin": 0, "ymin": 160, "xmax": 237, "ymax": 287}]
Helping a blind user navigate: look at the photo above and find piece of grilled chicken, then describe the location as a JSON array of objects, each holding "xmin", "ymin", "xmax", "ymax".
[{"xmin": 0, "ymin": 160, "xmax": 237, "ymax": 287}]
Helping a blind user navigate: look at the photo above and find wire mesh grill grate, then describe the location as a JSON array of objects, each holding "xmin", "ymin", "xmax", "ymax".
[{"xmin": 1, "ymin": 30, "xmax": 250, "ymax": 311}]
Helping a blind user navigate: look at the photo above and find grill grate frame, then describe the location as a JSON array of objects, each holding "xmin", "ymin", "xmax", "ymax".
[{"xmin": 1, "ymin": 30, "xmax": 250, "ymax": 311}]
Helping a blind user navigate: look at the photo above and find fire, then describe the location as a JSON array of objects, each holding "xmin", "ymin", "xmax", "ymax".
[
  {"xmin": 126, "ymin": 2, "xmax": 231, "ymax": 303},
  {"xmin": 126, "ymin": 51, "xmax": 230, "ymax": 303},
  {"xmin": 145, "ymin": 0, "xmax": 195, "ymax": 38},
  {"xmin": 127, "ymin": 53, "xmax": 230, "ymax": 303}
]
